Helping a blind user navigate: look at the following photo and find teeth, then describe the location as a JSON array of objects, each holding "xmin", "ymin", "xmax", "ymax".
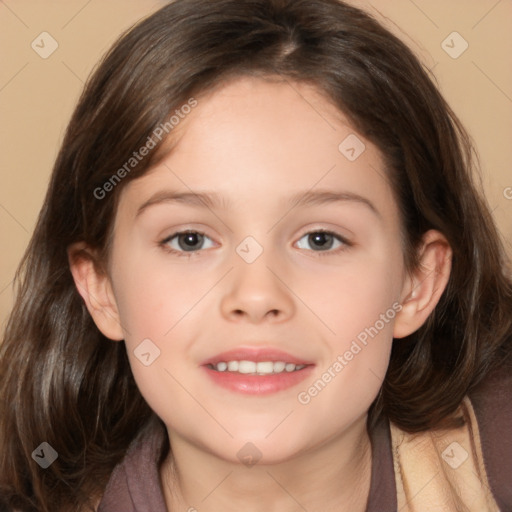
[
  {"xmin": 256, "ymin": 361, "xmax": 274, "ymax": 373},
  {"xmin": 227, "ymin": 361, "xmax": 239, "ymax": 372},
  {"xmin": 239, "ymin": 361, "xmax": 256, "ymax": 374},
  {"xmin": 273, "ymin": 361, "xmax": 286, "ymax": 372},
  {"xmin": 210, "ymin": 360, "xmax": 306, "ymax": 374}
]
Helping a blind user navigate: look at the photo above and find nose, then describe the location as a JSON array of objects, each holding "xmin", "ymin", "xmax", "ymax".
[{"xmin": 220, "ymin": 252, "xmax": 295, "ymax": 324}]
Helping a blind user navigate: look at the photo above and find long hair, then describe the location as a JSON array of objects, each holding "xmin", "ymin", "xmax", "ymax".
[{"xmin": 1, "ymin": 0, "xmax": 511, "ymax": 510}]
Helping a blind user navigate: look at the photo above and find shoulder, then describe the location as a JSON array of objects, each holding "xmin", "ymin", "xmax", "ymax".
[
  {"xmin": 468, "ymin": 359, "xmax": 512, "ymax": 510},
  {"xmin": 97, "ymin": 415, "xmax": 169, "ymax": 512},
  {"xmin": 388, "ymin": 361, "xmax": 512, "ymax": 511}
]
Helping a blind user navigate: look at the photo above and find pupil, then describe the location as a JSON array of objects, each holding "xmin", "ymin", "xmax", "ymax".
[
  {"xmin": 310, "ymin": 232, "xmax": 332, "ymax": 250},
  {"xmin": 180, "ymin": 232, "xmax": 202, "ymax": 251}
]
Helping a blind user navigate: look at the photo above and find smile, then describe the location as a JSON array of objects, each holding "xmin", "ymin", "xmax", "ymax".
[{"xmin": 202, "ymin": 361, "xmax": 314, "ymax": 395}]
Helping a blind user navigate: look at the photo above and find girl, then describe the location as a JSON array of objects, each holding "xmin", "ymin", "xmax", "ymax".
[{"xmin": 1, "ymin": 0, "xmax": 511, "ymax": 511}]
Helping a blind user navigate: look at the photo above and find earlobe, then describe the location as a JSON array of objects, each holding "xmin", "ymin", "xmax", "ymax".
[
  {"xmin": 67, "ymin": 242, "xmax": 124, "ymax": 341},
  {"xmin": 393, "ymin": 230, "xmax": 452, "ymax": 339}
]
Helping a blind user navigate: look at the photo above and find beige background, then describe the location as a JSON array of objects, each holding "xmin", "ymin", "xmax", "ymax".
[{"xmin": 1, "ymin": 0, "xmax": 511, "ymax": 332}]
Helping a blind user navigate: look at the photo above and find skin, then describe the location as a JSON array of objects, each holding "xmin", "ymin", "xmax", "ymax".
[{"xmin": 70, "ymin": 76, "xmax": 452, "ymax": 511}]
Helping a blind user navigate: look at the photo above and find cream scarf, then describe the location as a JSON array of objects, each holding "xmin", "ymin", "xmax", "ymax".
[{"xmin": 390, "ymin": 396, "xmax": 500, "ymax": 511}]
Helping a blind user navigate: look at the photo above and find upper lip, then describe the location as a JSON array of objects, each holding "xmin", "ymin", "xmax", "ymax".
[{"xmin": 201, "ymin": 347, "xmax": 315, "ymax": 366}]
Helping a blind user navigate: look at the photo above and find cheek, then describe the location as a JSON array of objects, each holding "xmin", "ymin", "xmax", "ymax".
[
  {"xmin": 295, "ymin": 277, "xmax": 396, "ymax": 435},
  {"xmin": 295, "ymin": 243, "xmax": 402, "ymax": 341},
  {"xmin": 109, "ymin": 253, "xmax": 218, "ymax": 423},
  {"xmin": 292, "ymin": 248, "xmax": 400, "ymax": 412},
  {"xmin": 111, "ymin": 251, "xmax": 210, "ymax": 343},
  {"xmin": 295, "ymin": 338, "xmax": 392, "ymax": 445}
]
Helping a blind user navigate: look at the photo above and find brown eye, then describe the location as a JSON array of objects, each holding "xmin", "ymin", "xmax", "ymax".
[
  {"xmin": 296, "ymin": 230, "xmax": 350, "ymax": 254},
  {"xmin": 176, "ymin": 232, "xmax": 204, "ymax": 251},
  {"xmin": 161, "ymin": 230, "xmax": 214, "ymax": 255}
]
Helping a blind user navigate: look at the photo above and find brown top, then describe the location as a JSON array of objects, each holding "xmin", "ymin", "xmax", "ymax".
[
  {"xmin": 98, "ymin": 364, "xmax": 512, "ymax": 512},
  {"xmin": 468, "ymin": 363, "xmax": 512, "ymax": 510}
]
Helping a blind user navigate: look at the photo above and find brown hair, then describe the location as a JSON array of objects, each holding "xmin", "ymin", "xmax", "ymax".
[{"xmin": 1, "ymin": 0, "xmax": 511, "ymax": 510}]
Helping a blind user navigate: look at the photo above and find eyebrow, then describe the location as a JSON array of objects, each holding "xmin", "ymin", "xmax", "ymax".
[{"xmin": 135, "ymin": 188, "xmax": 381, "ymax": 218}]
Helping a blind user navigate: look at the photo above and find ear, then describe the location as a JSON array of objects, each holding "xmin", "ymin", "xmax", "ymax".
[
  {"xmin": 393, "ymin": 230, "xmax": 452, "ymax": 339},
  {"xmin": 67, "ymin": 242, "xmax": 124, "ymax": 341}
]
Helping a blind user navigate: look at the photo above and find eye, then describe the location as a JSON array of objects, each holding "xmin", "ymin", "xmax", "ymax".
[
  {"xmin": 160, "ymin": 230, "xmax": 215, "ymax": 257},
  {"xmin": 295, "ymin": 230, "xmax": 350, "ymax": 255},
  {"xmin": 160, "ymin": 228, "xmax": 351, "ymax": 258}
]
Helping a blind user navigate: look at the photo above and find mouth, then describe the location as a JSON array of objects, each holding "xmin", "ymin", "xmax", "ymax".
[{"xmin": 201, "ymin": 347, "xmax": 315, "ymax": 395}]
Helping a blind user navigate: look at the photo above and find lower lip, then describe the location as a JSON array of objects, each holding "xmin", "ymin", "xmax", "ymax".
[{"xmin": 201, "ymin": 365, "xmax": 315, "ymax": 395}]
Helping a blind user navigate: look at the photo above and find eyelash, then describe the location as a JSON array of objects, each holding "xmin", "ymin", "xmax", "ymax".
[{"xmin": 159, "ymin": 229, "xmax": 352, "ymax": 259}]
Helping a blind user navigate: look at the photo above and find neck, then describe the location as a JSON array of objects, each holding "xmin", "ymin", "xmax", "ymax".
[{"xmin": 160, "ymin": 415, "xmax": 372, "ymax": 512}]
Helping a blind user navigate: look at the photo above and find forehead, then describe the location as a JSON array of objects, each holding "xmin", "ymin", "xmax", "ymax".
[{"xmin": 117, "ymin": 76, "xmax": 397, "ymax": 222}]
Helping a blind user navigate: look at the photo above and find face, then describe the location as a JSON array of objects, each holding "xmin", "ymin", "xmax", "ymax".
[{"xmin": 105, "ymin": 76, "xmax": 408, "ymax": 463}]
